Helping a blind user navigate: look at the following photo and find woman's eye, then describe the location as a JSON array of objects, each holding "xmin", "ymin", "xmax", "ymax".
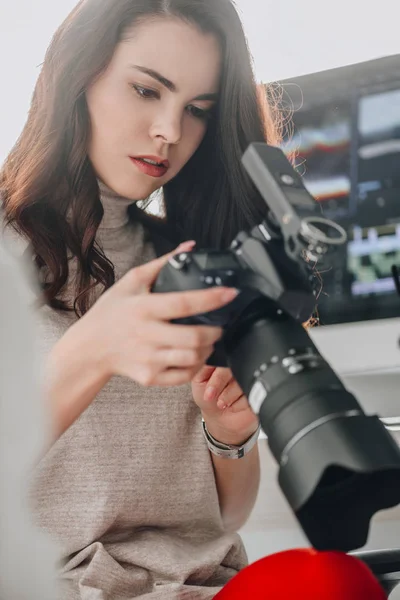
[
  {"xmin": 187, "ymin": 105, "xmax": 211, "ymax": 121},
  {"xmin": 131, "ymin": 85, "xmax": 159, "ymax": 99}
]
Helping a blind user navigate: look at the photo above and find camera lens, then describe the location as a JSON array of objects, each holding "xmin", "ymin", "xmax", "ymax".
[{"xmin": 224, "ymin": 307, "xmax": 400, "ymax": 551}]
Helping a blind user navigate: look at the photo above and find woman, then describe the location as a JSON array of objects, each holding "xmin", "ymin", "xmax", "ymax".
[{"xmin": 1, "ymin": 0, "xmax": 281, "ymax": 598}]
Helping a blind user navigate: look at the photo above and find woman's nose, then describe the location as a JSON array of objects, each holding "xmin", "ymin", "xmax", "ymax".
[{"xmin": 150, "ymin": 110, "xmax": 183, "ymax": 146}]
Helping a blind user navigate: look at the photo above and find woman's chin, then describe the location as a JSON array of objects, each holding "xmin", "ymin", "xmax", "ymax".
[{"xmin": 99, "ymin": 174, "xmax": 160, "ymax": 202}]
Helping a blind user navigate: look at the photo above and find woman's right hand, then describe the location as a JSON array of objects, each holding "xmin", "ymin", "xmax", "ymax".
[
  {"xmin": 85, "ymin": 240, "xmax": 238, "ymax": 387},
  {"xmin": 47, "ymin": 241, "xmax": 238, "ymax": 440}
]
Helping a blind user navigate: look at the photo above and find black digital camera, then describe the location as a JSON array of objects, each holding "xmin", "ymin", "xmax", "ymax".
[{"xmin": 153, "ymin": 143, "xmax": 400, "ymax": 553}]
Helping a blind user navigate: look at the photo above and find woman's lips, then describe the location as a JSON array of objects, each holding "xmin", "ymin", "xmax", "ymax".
[{"xmin": 129, "ymin": 157, "xmax": 169, "ymax": 178}]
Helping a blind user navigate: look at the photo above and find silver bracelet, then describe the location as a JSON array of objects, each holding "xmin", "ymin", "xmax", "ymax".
[{"xmin": 202, "ymin": 420, "xmax": 261, "ymax": 459}]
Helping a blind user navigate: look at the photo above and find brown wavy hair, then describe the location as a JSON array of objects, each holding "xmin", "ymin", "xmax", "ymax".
[{"xmin": 0, "ymin": 0, "xmax": 282, "ymax": 316}]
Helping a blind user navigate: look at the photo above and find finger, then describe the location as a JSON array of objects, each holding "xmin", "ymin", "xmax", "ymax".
[
  {"xmin": 134, "ymin": 321, "xmax": 223, "ymax": 348},
  {"xmin": 224, "ymin": 395, "xmax": 251, "ymax": 414},
  {"xmin": 204, "ymin": 368, "xmax": 235, "ymax": 402},
  {"xmin": 140, "ymin": 287, "xmax": 238, "ymax": 321},
  {"xmin": 215, "ymin": 378, "xmax": 244, "ymax": 409},
  {"xmin": 120, "ymin": 241, "xmax": 196, "ymax": 293},
  {"xmin": 150, "ymin": 366, "xmax": 203, "ymax": 387},
  {"xmin": 134, "ymin": 345, "xmax": 214, "ymax": 369}
]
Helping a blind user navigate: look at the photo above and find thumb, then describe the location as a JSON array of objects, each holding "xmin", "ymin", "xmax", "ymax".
[{"xmin": 120, "ymin": 240, "xmax": 196, "ymax": 294}]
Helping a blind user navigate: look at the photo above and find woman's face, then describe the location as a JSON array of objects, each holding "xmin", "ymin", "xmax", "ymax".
[{"xmin": 86, "ymin": 17, "xmax": 222, "ymax": 200}]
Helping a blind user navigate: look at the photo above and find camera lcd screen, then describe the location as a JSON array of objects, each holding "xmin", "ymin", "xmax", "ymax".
[{"xmin": 193, "ymin": 252, "xmax": 239, "ymax": 271}]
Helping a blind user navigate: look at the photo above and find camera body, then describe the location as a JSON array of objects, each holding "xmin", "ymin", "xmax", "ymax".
[
  {"xmin": 153, "ymin": 234, "xmax": 316, "ymax": 367},
  {"xmin": 154, "ymin": 143, "xmax": 335, "ymax": 365}
]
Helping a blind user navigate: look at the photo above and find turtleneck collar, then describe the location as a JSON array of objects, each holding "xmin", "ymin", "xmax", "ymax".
[{"xmin": 97, "ymin": 180, "xmax": 135, "ymax": 231}]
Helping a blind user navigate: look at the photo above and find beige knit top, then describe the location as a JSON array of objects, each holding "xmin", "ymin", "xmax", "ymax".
[{"xmin": 28, "ymin": 184, "xmax": 248, "ymax": 600}]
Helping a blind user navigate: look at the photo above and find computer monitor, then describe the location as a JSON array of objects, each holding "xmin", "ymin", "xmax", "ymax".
[
  {"xmin": 281, "ymin": 55, "xmax": 400, "ymax": 324},
  {"xmin": 279, "ymin": 55, "xmax": 400, "ymax": 412}
]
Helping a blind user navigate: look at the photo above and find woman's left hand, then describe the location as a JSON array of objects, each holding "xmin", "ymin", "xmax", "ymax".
[{"xmin": 191, "ymin": 366, "xmax": 259, "ymax": 446}]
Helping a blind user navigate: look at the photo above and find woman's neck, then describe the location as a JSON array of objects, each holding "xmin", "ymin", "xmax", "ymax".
[{"xmin": 97, "ymin": 180, "xmax": 134, "ymax": 231}]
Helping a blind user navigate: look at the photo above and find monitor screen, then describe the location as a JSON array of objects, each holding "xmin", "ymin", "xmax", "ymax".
[
  {"xmin": 281, "ymin": 101, "xmax": 351, "ymax": 222},
  {"xmin": 280, "ymin": 58, "xmax": 400, "ymax": 325},
  {"xmin": 348, "ymin": 87, "xmax": 400, "ymax": 298}
]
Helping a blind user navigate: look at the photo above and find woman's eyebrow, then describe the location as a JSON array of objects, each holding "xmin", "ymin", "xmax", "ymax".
[{"xmin": 130, "ymin": 65, "xmax": 218, "ymax": 101}]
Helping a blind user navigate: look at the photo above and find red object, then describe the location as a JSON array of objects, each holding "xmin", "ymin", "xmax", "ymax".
[
  {"xmin": 215, "ymin": 548, "xmax": 387, "ymax": 599},
  {"xmin": 129, "ymin": 155, "xmax": 170, "ymax": 178}
]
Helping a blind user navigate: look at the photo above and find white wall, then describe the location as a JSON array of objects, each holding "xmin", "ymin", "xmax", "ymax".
[
  {"xmin": 237, "ymin": 0, "xmax": 400, "ymax": 82},
  {"xmin": 0, "ymin": 1, "xmax": 77, "ymax": 164}
]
